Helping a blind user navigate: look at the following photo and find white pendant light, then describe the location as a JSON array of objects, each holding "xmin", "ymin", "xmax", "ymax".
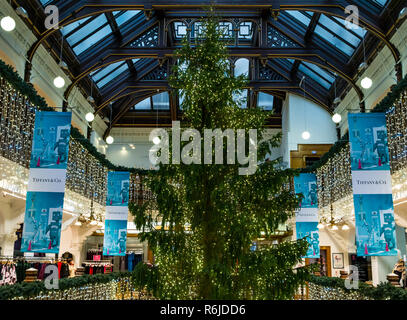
[
  {"xmin": 85, "ymin": 112, "xmax": 95, "ymax": 122},
  {"xmin": 106, "ymin": 135, "xmax": 114, "ymax": 144},
  {"xmin": 331, "ymin": 225, "xmax": 338, "ymax": 231},
  {"xmin": 1, "ymin": 16, "xmax": 16, "ymax": 31},
  {"xmin": 153, "ymin": 136, "xmax": 161, "ymax": 145},
  {"xmin": 317, "ymin": 223, "xmax": 325, "ymax": 229},
  {"xmin": 342, "ymin": 224, "xmax": 350, "ymax": 231},
  {"xmin": 90, "ymin": 220, "xmax": 97, "ymax": 225},
  {"xmin": 74, "ymin": 220, "xmax": 82, "ymax": 226},
  {"xmin": 302, "ymin": 131, "xmax": 310, "ymax": 140},
  {"xmin": 332, "ymin": 113, "xmax": 342, "ymax": 124},
  {"xmin": 361, "ymin": 77, "xmax": 373, "ymax": 89},
  {"xmin": 53, "ymin": 76, "xmax": 65, "ymax": 88}
]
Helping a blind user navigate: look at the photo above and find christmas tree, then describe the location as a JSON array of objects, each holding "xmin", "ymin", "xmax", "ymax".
[{"xmin": 130, "ymin": 11, "xmax": 311, "ymax": 300}]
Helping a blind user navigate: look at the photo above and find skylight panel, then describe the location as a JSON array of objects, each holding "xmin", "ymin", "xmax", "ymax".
[
  {"xmin": 66, "ymin": 15, "xmax": 108, "ymax": 46},
  {"xmin": 61, "ymin": 17, "xmax": 91, "ymax": 36},
  {"xmin": 94, "ymin": 62, "xmax": 128, "ymax": 88},
  {"xmin": 285, "ymin": 11, "xmax": 312, "ymax": 27},
  {"xmin": 298, "ymin": 63, "xmax": 333, "ymax": 89},
  {"xmin": 72, "ymin": 25, "xmax": 112, "ymax": 55},
  {"xmin": 318, "ymin": 15, "xmax": 364, "ymax": 47},
  {"xmin": 114, "ymin": 10, "xmax": 141, "ymax": 27},
  {"xmin": 91, "ymin": 61, "xmax": 123, "ymax": 82},
  {"xmin": 314, "ymin": 25, "xmax": 354, "ymax": 56}
]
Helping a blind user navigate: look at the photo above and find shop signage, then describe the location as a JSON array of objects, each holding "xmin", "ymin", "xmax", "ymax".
[
  {"xmin": 294, "ymin": 173, "xmax": 320, "ymax": 258},
  {"xmin": 103, "ymin": 171, "xmax": 130, "ymax": 256},
  {"xmin": 348, "ymin": 113, "xmax": 397, "ymax": 256},
  {"xmin": 21, "ymin": 111, "xmax": 72, "ymax": 254}
]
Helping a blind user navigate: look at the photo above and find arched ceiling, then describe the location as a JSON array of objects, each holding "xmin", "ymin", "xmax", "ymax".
[{"xmin": 18, "ymin": 0, "xmax": 406, "ymax": 137}]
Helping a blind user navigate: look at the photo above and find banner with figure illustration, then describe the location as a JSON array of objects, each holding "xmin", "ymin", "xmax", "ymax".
[
  {"xmin": 103, "ymin": 171, "xmax": 130, "ymax": 256},
  {"xmin": 294, "ymin": 173, "xmax": 320, "ymax": 259},
  {"xmin": 348, "ymin": 113, "xmax": 397, "ymax": 256},
  {"xmin": 21, "ymin": 111, "xmax": 72, "ymax": 254}
]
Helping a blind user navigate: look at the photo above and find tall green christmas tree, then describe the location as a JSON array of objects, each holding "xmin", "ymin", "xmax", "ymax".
[{"xmin": 130, "ymin": 11, "xmax": 312, "ymax": 300}]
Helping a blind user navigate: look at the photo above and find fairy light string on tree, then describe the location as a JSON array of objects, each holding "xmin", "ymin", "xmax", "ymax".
[{"xmin": 129, "ymin": 10, "xmax": 312, "ymax": 300}]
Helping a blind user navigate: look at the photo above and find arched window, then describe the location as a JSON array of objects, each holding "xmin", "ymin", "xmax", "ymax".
[{"xmin": 234, "ymin": 58, "xmax": 250, "ymax": 78}]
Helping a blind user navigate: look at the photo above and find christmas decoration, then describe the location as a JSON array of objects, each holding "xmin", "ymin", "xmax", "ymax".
[{"xmin": 129, "ymin": 12, "xmax": 311, "ymax": 300}]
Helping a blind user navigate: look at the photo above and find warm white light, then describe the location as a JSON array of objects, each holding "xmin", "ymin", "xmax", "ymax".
[
  {"xmin": 1, "ymin": 16, "xmax": 16, "ymax": 31},
  {"xmin": 90, "ymin": 220, "xmax": 97, "ymax": 225},
  {"xmin": 317, "ymin": 223, "xmax": 325, "ymax": 229},
  {"xmin": 342, "ymin": 224, "xmax": 350, "ymax": 230},
  {"xmin": 53, "ymin": 76, "xmax": 65, "ymax": 88},
  {"xmin": 74, "ymin": 221, "xmax": 82, "ymax": 226},
  {"xmin": 85, "ymin": 112, "xmax": 95, "ymax": 122},
  {"xmin": 302, "ymin": 131, "xmax": 310, "ymax": 140},
  {"xmin": 332, "ymin": 113, "xmax": 342, "ymax": 124},
  {"xmin": 331, "ymin": 225, "xmax": 339, "ymax": 231},
  {"xmin": 153, "ymin": 136, "xmax": 161, "ymax": 145},
  {"xmin": 106, "ymin": 136, "xmax": 114, "ymax": 144},
  {"xmin": 361, "ymin": 77, "xmax": 373, "ymax": 89}
]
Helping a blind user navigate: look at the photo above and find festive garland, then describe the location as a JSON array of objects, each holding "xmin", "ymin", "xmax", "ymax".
[
  {"xmin": 301, "ymin": 73, "xmax": 407, "ymax": 173},
  {"xmin": 309, "ymin": 275, "xmax": 407, "ymax": 300},
  {"xmin": 0, "ymin": 58, "xmax": 150, "ymax": 175},
  {"xmin": 0, "ymin": 271, "xmax": 133, "ymax": 300}
]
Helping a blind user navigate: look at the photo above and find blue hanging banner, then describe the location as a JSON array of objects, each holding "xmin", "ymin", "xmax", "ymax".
[
  {"xmin": 21, "ymin": 111, "xmax": 72, "ymax": 254},
  {"xmin": 294, "ymin": 173, "xmax": 320, "ymax": 259},
  {"xmin": 348, "ymin": 113, "xmax": 397, "ymax": 257},
  {"xmin": 103, "ymin": 171, "xmax": 130, "ymax": 256}
]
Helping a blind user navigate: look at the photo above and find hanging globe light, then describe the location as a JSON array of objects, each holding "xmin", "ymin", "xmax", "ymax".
[
  {"xmin": 106, "ymin": 136, "xmax": 114, "ymax": 144},
  {"xmin": 153, "ymin": 136, "xmax": 161, "ymax": 145},
  {"xmin": 332, "ymin": 113, "xmax": 342, "ymax": 124},
  {"xmin": 361, "ymin": 77, "xmax": 373, "ymax": 89},
  {"xmin": 85, "ymin": 112, "xmax": 95, "ymax": 122},
  {"xmin": 1, "ymin": 16, "xmax": 16, "ymax": 31},
  {"xmin": 53, "ymin": 76, "xmax": 65, "ymax": 88},
  {"xmin": 302, "ymin": 131, "xmax": 310, "ymax": 140}
]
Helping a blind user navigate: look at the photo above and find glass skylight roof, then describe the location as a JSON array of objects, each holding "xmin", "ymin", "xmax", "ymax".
[
  {"xmin": 52, "ymin": 6, "xmax": 373, "ymax": 114},
  {"xmin": 113, "ymin": 10, "xmax": 141, "ymax": 27},
  {"xmin": 314, "ymin": 15, "xmax": 366, "ymax": 56}
]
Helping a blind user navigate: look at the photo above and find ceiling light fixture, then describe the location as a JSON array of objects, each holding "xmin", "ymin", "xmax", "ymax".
[
  {"xmin": 361, "ymin": 77, "xmax": 373, "ymax": 89},
  {"xmin": 106, "ymin": 135, "xmax": 114, "ymax": 144},
  {"xmin": 85, "ymin": 112, "xmax": 95, "ymax": 122},
  {"xmin": 342, "ymin": 224, "xmax": 350, "ymax": 230},
  {"xmin": 300, "ymin": 76, "xmax": 311, "ymax": 141},
  {"xmin": 317, "ymin": 223, "xmax": 325, "ymax": 229},
  {"xmin": 332, "ymin": 113, "xmax": 342, "ymax": 124},
  {"xmin": 359, "ymin": 36, "xmax": 373, "ymax": 90},
  {"xmin": 53, "ymin": 76, "xmax": 65, "ymax": 88},
  {"xmin": 1, "ymin": 16, "xmax": 15, "ymax": 31},
  {"xmin": 302, "ymin": 131, "xmax": 310, "ymax": 140}
]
